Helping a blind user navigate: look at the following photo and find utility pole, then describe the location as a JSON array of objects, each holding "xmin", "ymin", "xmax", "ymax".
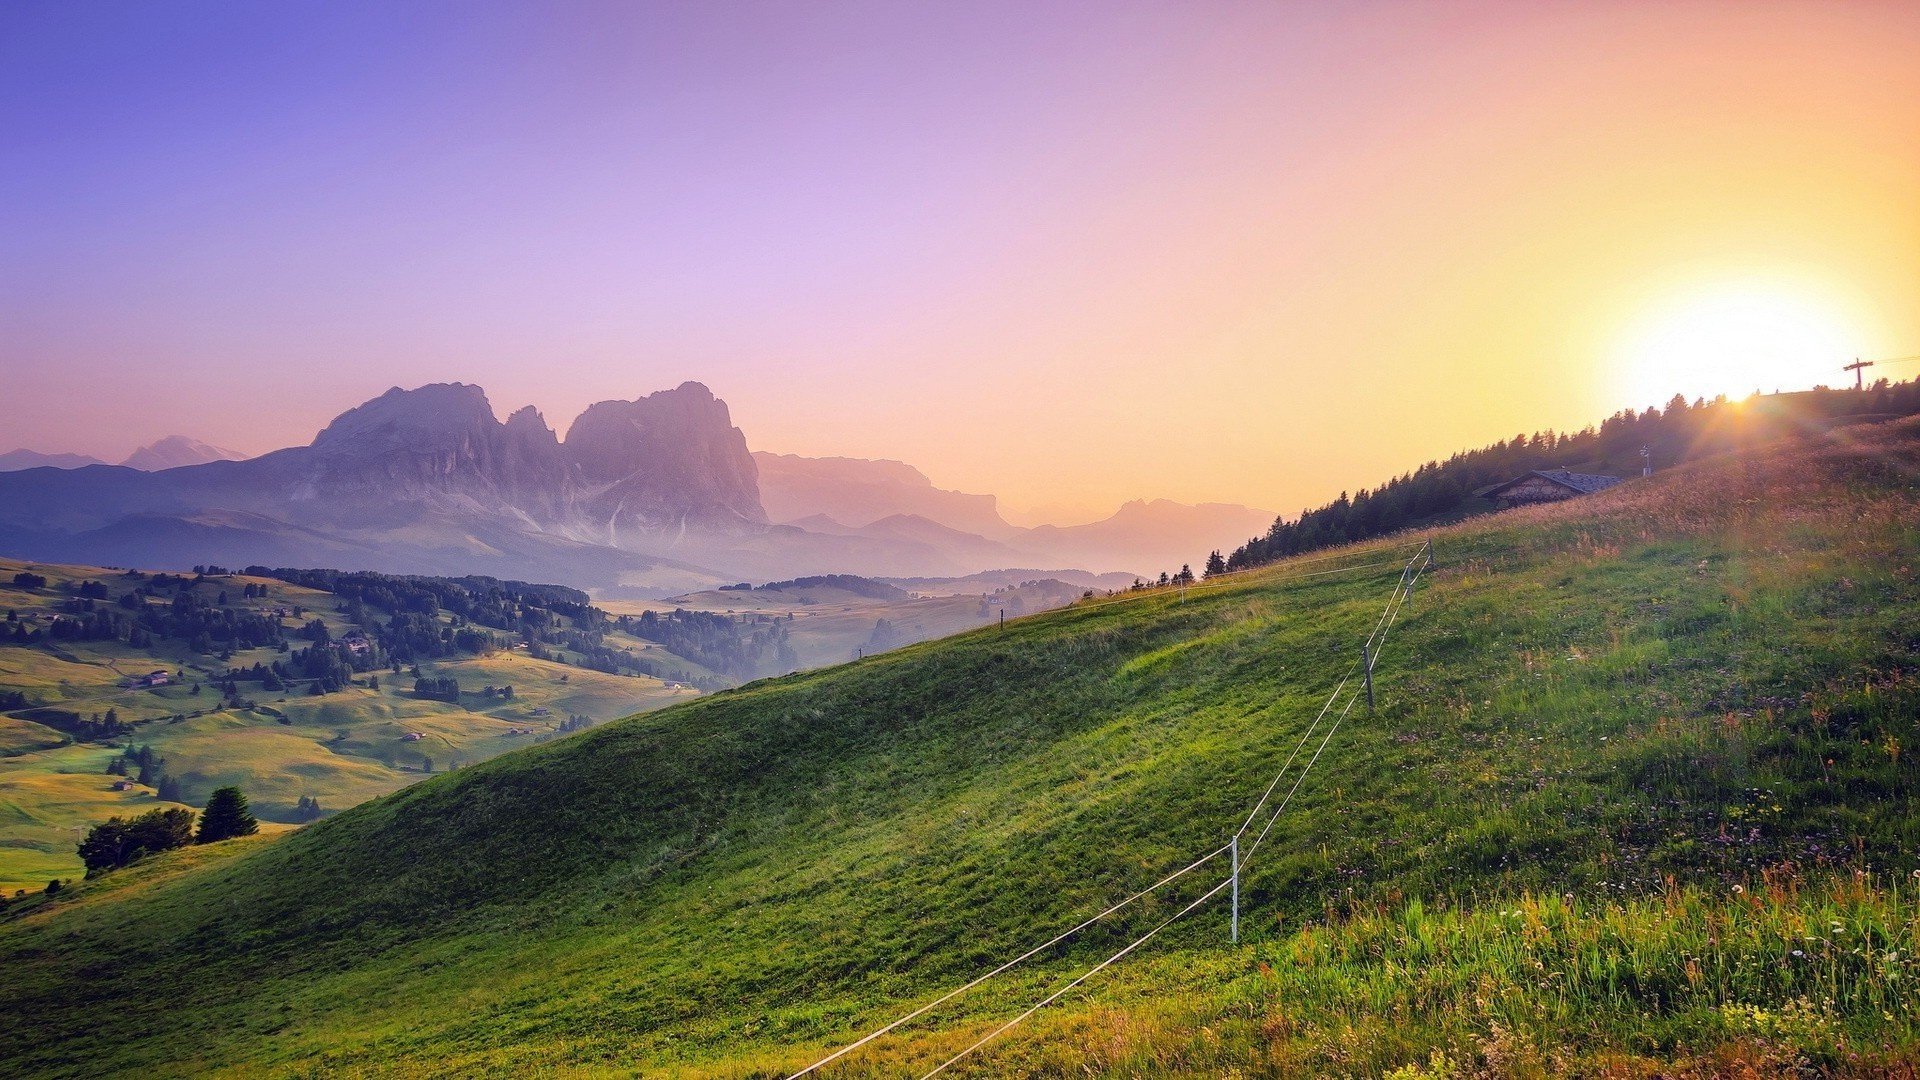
[
  {"xmin": 1844, "ymin": 358, "xmax": 1875, "ymax": 391},
  {"xmin": 1229, "ymin": 833, "xmax": 1239, "ymax": 944},
  {"xmin": 1361, "ymin": 642, "xmax": 1374, "ymax": 713}
]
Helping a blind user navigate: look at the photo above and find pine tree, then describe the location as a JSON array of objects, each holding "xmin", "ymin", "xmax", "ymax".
[
  {"xmin": 195, "ymin": 786, "xmax": 259, "ymax": 844},
  {"xmin": 1204, "ymin": 550, "xmax": 1227, "ymax": 578}
]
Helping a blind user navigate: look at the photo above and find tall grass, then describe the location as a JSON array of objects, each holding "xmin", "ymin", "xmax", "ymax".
[{"xmin": 2, "ymin": 418, "xmax": 1918, "ymax": 1078}]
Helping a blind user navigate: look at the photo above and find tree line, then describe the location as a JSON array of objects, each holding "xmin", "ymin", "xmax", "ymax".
[
  {"xmin": 622, "ymin": 608, "xmax": 798, "ymax": 683},
  {"xmin": 1221, "ymin": 381, "xmax": 1920, "ymax": 572}
]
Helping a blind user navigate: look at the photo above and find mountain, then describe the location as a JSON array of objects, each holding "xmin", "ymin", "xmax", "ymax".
[
  {"xmin": 119, "ymin": 436, "xmax": 245, "ymax": 471},
  {"xmin": 565, "ymin": 381, "xmax": 766, "ymax": 534},
  {"xmin": 754, "ymin": 451, "xmax": 1275, "ymax": 576},
  {"xmin": 0, "ymin": 449, "xmax": 106, "ymax": 471},
  {"xmin": 1, "ymin": 440, "xmax": 245, "ymax": 474},
  {"xmin": 0, "ymin": 383, "xmax": 769, "ymax": 589},
  {"xmin": 754, "ymin": 451, "xmax": 1016, "ymax": 539},
  {"xmin": 5, "ymin": 415, "xmax": 1917, "ymax": 1075},
  {"xmin": 1018, "ymin": 498, "xmax": 1276, "ymax": 575},
  {"xmin": 0, "ymin": 381, "xmax": 1273, "ymax": 588}
]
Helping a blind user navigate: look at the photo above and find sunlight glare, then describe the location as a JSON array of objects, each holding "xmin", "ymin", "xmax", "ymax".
[{"xmin": 1613, "ymin": 284, "xmax": 1863, "ymax": 409}]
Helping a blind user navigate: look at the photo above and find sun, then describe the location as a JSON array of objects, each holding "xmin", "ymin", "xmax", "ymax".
[{"xmin": 1612, "ymin": 283, "xmax": 1864, "ymax": 410}]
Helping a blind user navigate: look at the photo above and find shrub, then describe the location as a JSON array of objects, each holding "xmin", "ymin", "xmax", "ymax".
[{"xmin": 78, "ymin": 807, "xmax": 196, "ymax": 876}]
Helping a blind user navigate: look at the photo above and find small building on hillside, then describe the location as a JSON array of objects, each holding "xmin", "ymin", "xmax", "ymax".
[
  {"xmin": 127, "ymin": 670, "xmax": 171, "ymax": 689},
  {"xmin": 1480, "ymin": 469, "xmax": 1626, "ymax": 510}
]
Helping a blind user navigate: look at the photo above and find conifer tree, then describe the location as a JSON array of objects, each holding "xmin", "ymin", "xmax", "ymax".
[{"xmin": 196, "ymin": 786, "xmax": 258, "ymax": 844}]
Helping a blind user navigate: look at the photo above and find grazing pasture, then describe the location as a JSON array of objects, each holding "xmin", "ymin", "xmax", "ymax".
[{"xmin": 2, "ymin": 417, "xmax": 1918, "ymax": 1076}]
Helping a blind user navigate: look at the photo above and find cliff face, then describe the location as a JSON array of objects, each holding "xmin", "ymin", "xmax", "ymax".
[
  {"xmin": 278, "ymin": 381, "xmax": 762, "ymax": 532},
  {"xmin": 563, "ymin": 382, "xmax": 766, "ymax": 532},
  {"xmin": 0, "ymin": 381, "xmax": 775, "ymax": 586}
]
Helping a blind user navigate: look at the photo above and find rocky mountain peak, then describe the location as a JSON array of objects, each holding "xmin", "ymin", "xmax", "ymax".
[
  {"xmin": 563, "ymin": 384, "xmax": 764, "ymax": 528},
  {"xmin": 121, "ymin": 436, "xmax": 244, "ymax": 471},
  {"xmin": 503, "ymin": 405, "xmax": 559, "ymax": 445},
  {"xmin": 312, "ymin": 383, "xmax": 500, "ymax": 451}
]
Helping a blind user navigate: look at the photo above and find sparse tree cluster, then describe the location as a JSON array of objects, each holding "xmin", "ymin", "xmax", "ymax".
[
  {"xmin": 413, "ymin": 675, "xmax": 461, "ymax": 702},
  {"xmin": 78, "ymin": 807, "xmax": 195, "ymax": 876}
]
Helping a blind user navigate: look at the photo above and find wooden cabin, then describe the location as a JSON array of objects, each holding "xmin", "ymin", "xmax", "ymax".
[{"xmin": 1479, "ymin": 469, "xmax": 1625, "ymax": 510}]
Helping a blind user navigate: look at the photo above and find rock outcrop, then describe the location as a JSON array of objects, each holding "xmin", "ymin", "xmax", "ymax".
[{"xmin": 564, "ymin": 382, "xmax": 766, "ymax": 533}]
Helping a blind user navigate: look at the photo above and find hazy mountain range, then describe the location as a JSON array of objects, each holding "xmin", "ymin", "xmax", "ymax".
[
  {"xmin": 0, "ymin": 382, "xmax": 1272, "ymax": 594},
  {"xmin": 0, "ymin": 436, "xmax": 243, "ymax": 473}
]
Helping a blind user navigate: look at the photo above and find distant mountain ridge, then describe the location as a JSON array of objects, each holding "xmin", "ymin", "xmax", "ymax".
[
  {"xmin": 754, "ymin": 453, "xmax": 1272, "ymax": 577},
  {"xmin": 0, "ymin": 449, "xmax": 106, "ymax": 471},
  {"xmin": 753, "ymin": 452, "xmax": 1017, "ymax": 539},
  {"xmin": 120, "ymin": 436, "xmax": 245, "ymax": 471},
  {"xmin": 0, "ymin": 381, "xmax": 1273, "ymax": 591},
  {"xmin": 2, "ymin": 437, "xmax": 244, "ymax": 473}
]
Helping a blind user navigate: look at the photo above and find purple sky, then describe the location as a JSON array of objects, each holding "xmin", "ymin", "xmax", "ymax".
[{"xmin": 4, "ymin": 2, "xmax": 1917, "ymax": 522}]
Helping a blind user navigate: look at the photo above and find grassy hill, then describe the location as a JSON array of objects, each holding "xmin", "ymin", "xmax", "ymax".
[{"xmin": 2, "ymin": 415, "xmax": 1918, "ymax": 1077}]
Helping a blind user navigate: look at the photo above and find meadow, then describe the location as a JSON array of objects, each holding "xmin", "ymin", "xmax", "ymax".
[
  {"xmin": 0, "ymin": 561, "xmax": 694, "ymax": 892},
  {"xmin": 0, "ymin": 415, "xmax": 1916, "ymax": 1077}
]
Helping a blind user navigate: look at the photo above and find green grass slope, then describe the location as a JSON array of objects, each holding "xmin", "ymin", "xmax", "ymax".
[{"xmin": 3, "ymin": 417, "xmax": 1919, "ymax": 1077}]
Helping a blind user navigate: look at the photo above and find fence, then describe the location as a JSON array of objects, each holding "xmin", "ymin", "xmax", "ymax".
[{"xmin": 789, "ymin": 538, "xmax": 1435, "ymax": 1078}]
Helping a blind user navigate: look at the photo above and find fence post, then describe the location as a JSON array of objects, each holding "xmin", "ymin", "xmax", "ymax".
[
  {"xmin": 1362, "ymin": 642, "xmax": 1375, "ymax": 714},
  {"xmin": 1230, "ymin": 833, "xmax": 1239, "ymax": 944}
]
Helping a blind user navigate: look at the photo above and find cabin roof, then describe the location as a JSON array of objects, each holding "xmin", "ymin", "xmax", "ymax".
[{"xmin": 1479, "ymin": 469, "xmax": 1627, "ymax": 499}]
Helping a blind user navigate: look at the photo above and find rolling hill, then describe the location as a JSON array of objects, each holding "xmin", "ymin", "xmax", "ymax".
[
  {"xmin": 0, "ymin": 559, "xmax": 701, "ymax": 891},
  {"xmin": 2, "ymin": 414, "xmax": 1918, "ymax": 1076}
]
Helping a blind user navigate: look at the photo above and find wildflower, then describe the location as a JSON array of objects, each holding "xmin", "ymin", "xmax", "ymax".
[{"xmin": 1792, "ymin": 949, "xmax": 1805, "ymax": 958}]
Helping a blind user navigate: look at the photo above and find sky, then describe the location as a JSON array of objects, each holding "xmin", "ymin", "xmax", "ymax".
[{"xmin": 3, "ymin": 1, "xmax": 1917, "ymax": 525}]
